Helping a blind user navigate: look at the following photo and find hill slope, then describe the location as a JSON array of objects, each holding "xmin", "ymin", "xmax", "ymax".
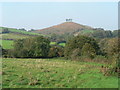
[{"xmin": 32, "ymin": 22, "xmax": 95, "ymax": 35}]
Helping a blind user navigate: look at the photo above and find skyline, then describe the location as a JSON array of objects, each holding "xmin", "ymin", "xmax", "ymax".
[{"xmin": 1, "ymin": 2, "xmax": 118, "ymax": 30}]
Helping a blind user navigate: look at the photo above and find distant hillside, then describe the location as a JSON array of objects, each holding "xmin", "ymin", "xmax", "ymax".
[
  {"xmin": 0, "ymin": 27, "xmax": 42, "ymax": 36},
  {"xmin": 0, "ymin": 27, "xmax": 43, "ymax": 40},
  {"xmin": 32, "ymin": 22, "xmax": 95, "ymax": 35}
]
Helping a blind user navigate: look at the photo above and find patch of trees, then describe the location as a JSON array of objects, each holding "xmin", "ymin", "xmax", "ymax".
[
  {"xmin": 64, "ymin": 35, "xmax": 101, "ymax": 60},
  {"xmin": 28, "ymin": 29, "xmax": 35, "ymax": 32},
  {"xmin": 112, "ymin": 30, "xmax": 120, "ymax": 37},
  {"xmin": 48, "ymin": 45, "xmax": 64, "ymax": 58},
  {"xmin": 99, "ymin": 38, "xmax": 120, "ymax": 65},
  {"xmin": 18, "ymin": 28, "xmax": 26, "ymax": 31},
  {"xmin": 91, "ymin": 30, "xmax": 113, "ymax": 38},
  {"xmin": 2, "ymin": 28, "xmax": 10, "ymax": 34},
  {"xmin": 0, "ymin": 45, "xmax": 8, "ymax": 57},
  {"xmin": 50, "ymin": 33, "xmax": 73, "ymax": 42},
  {"xmin": 64, "ymin": 35, "xmax": 119, "ymax": 76},
  {"xmin": 8, "ymin": 36, "xmax": 50, "ymax": 58},
  {"xmin": 79, "ymin": 29, "xmax": 120, "ymax": 39}
]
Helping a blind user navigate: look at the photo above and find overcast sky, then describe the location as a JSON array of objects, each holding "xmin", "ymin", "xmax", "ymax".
[{"xmin": 1, "ymin": 2, "xmax": 118, "ymax": 30}]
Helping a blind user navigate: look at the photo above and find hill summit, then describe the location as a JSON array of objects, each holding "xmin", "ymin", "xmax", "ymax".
[{"xmin": 32, "ymin": 22, "xmax": 94, "ymax": 35}]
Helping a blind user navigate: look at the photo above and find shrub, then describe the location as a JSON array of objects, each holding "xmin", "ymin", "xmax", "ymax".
[
  {"xmin": 81, "ymin": 43, "xmax": 96, "ymax": 59},
  {"xmin": 64, "ymin": 35, "xmax": 100, "ymax": 60},
  {"xmin": 48, "ymin": 45, "xmax": 64, "ymax": 58},
  {"xmin": 10, "ymin": 36, "xmax": 50, "ymax": 58}
]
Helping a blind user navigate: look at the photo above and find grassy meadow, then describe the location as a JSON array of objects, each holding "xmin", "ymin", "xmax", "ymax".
[
  {"xmin": 1, "ymin": 33, "xmax": 31, "ymax": 40},
  {"xmin": 2, "ymin": 58, "xmax": 118, "ymax": 88},
  {"xmin": 1, "ymin": 40, "xmax": 14, "ymax": 49},
  {"xmin": 0, "ymin": 27, "xmax": 41, "ymax": 36}
]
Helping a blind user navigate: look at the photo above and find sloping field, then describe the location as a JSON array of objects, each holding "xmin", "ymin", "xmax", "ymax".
[
  {"xmin": 0, "ymin": 40, "xmax": 14, "ymax": 49},
  {"xmin": 2, "ymin": 58, "xmax": 118, "ymax": 88},
  {"xmin": 1, "ymin": 33, "xmax": 31, "ymax": 40},
  {"xmin": 0, "ymin": 27, "xmax": 41, "ymax": 36}
]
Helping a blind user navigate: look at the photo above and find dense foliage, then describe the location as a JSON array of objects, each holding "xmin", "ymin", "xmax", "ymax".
[
  {"xmin": 64, "ymin": 35, "xmax": 100, "ymax": 59},
  {"xmin": 8, "ymin": 36, "xmax": 50, "ymax": 58},
  {"xmin": 48, "ymin": 45, "xmax": 64, "ymax": 58}
]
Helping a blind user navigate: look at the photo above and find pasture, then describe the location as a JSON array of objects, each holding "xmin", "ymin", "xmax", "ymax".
[
  {"xmin": 0, "ymin": 27, "xmax": 41, "ymax": 36},
  {"xmin": 80, "ymin": 29, "xmax": 95, "ymax": 34},
  {"xmin": 1, "ymin": 40, "xmax": 14, "ymax": 49},
  {"xmin": 2, "ymin": 58, "xmax": 118, "ymax": 88},
  {"xmin": 1, "ymin": 33, "xmax": 31, "ymax": 40}
]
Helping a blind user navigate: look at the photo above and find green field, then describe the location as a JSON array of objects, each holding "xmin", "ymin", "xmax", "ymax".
[
  {"xmin": 1, "ymin": 33, "xmax": 31, "ymax": 40},
  {"xmin": 1, "ymin": 40, "xmax": 14, "ymax": 49},
  {"xmin": 0, "ymin": 27, "xmax": 41, "ymax": 36},
  {"xmin": 50, "ymin": 42, "xmax": 66, "ymax": 47},
  {"xmin": 2, "ymin": 58, "xmax": 118, "ymax": 88},
  {"xmin": 58, "ymin": 43, "xmax": 66, "ymax": 47},
  {"xmin": 80, "ymin": 30, "xmax": 95, "ymax": 34},
  {"xmin": 50, "ymin": 42, "xmax": 57, "ymax": 45}
]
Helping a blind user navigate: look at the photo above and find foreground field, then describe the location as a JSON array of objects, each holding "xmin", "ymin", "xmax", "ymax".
[{"xmin": 2, "ymin": 58, "xmax": 118, "ymax": 88}]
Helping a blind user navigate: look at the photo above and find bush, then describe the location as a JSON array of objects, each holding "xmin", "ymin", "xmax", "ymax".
[
  {"xmin": 9, "ymin": 36, "xmax": 50, "ymax": 58},
  {"xmin": 81, "ymin": 43, "xmax": 96, "ymax": 59},
  {"xmin": 48, "ymin": 45, "xmax": 64, "ymax": 58},
  {"xmin": 64, "ymin": 35, "xmax": 100, "ymax": 60},
  {"xmin": 93, "ymin": 55, "xmax": 108, "ymax": 64}
]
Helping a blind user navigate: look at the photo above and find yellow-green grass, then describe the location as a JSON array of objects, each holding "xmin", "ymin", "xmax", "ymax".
[
  {"xmin": 59, "ymin": 43, "xmax": 66, "ymax": 47},
  {"xmin": 1, "ymin": 33, "xmax": 31, "ymax": 40},
  {"xmin": 0, "ymin": 40, "xmax": 14, "ymax": 49},
  {"xmin": 2, "ymin": 58, "xmax": 118, "ymax": 88},
  {"xmin": 0, "ymin": 27, "xmax": 41, "ymax": 36},
  {"xmin": 80, "ymin": 30, "xmax": 95, "ymax": 34},
  {"xmin": 50, "ymin": 42, "xmax": 66, "ymax": 47},
  {"xmin": 50, "ymin": 42, "xmax": 57, "ymax": 45}
]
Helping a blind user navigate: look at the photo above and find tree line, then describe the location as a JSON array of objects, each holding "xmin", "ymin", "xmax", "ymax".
[{"xmin": 1, "ymin": 35, "xmax": 119, "ymax": 76}]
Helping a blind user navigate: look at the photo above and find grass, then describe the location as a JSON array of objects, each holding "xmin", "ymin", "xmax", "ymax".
[
  {"xmin": 2, "ymin": 58, "xmax": 118, "ymax": 88},
  {"xmin": 80, "ymin": 30, "xmax": 95, "ymax": 34},
  {"xmin": 0, "ymin": 40, "xmax": 14, "ymax": 49},
  {"xmin": 1, "ymin": 33, "xmax": 31, "ymax": 40},
  {"xmin": 58, "ymin": 43, "xmax": 66, "ymax": 47},
  {"xmin": 50, "ymin": 42, "xmax": 66, "ymax": 47},
  {"xmin": 50, "ymin": 42, "xmax": 57, "ymax": 45},
  {"xmin": 0, "ymin": 27, "xmax": 42, "ymax": 36}
]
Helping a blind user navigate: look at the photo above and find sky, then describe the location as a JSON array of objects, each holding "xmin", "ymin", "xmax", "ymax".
[{"xmin": 0, "ymin": 2, "xmax": 118, "ymax": 30}]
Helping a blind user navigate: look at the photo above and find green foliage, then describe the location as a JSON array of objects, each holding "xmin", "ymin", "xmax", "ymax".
[
  {"xmin": 91, "ymin": 30, "xmax": 113, "ymax": 38},
  {"xmin": 0, "ymin": 45, "xmax": 2, "ymax": 57},
  {"xmin": 64, "ymin": 35, "xmax": 100, "ymax": 59},
  {"xmin": 112, "ymin": 30, "xmax": 119, "ymax": 37},
  {"xmin": 2, "ymin": 58, "xmax": 118, "ymax": 88},
  {"xmin": 48, "ymin": 45, "xmax": 64, "ymax": 57},
  {"xmin": 10, "ymin": 36, "xmax": 50, "ymax": 58},
  {"xmin": 81, "ymin": 43, "xmax": 96, "ymax": 59},
  {"xmin": 98, "ymin": 38, "xmax": 120, "ymax": 68}
]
